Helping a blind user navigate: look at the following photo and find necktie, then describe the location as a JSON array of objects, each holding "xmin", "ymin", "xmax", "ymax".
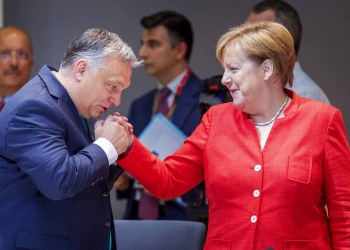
[
  {"xmin": 138, "ymin": 87, "xmax": 171, "ymax": 220},
  {"xmin": 155, "ymin": 87, "xmax": 171, "ymax": 115},
  {"xmin": 0, "ymin": 100, "xmax": 5, "ymax": 112},
  {"xmin": 80, "ymin": 116, "xmax": 88, "ymax": 133}
]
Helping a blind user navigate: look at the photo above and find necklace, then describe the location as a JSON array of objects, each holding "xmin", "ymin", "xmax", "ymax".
[{"xmin": 253, "ymin": 95, "xmax": 289, "ymax": 126}]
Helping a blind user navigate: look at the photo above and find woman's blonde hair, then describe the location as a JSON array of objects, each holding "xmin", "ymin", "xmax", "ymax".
[{"xmin": 216, "ymin": 21, "xmax": 296, "ymax": 87}]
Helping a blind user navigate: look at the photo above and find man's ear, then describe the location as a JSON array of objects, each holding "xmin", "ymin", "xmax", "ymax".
[
  {"xmin": 175, "ymin": 42, "xmax": 188, "ymax": 61},
  {"xmin": 73, "ymin": 59, "xmax": 88, "ymax": 82},
  {"xmin": 262, "ymin": 59, "xmax": 274, "ymax": 81}
]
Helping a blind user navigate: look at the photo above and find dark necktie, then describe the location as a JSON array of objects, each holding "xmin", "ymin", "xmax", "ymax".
[
  {"xmin": 0, "ymin": 100, "xmax": 5, "ymax": 112},
  {"xmin": 155, "ymin": 87, "xmax": 171, "ymax": 115},
  {"xmin": 80, "ymin": 116, "xmax": 88, "ymax": 133},
  {"xmin": 138, "ymin": 87, "xmax": 171, "ymax": 220}
]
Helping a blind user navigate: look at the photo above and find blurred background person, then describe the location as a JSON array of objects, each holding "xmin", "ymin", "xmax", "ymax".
[
  {"xmin": 0, "ymin": 26, "xmax": 33, "ymax": 111},
  {"xmin": 114, "ymin": 10, "xmax": 203, "ymax": 221},
  {"xmin": 247, "ymin": 0, "xmax": 330, "ymax": 104},
  {"xmin": 117, "ymin": 21, "xmax": 350, "ymax": 249}
]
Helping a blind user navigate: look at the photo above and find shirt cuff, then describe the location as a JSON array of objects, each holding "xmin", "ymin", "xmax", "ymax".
[{"xmin": 93, "ymin": 138, "xmax": 118, "ymax": 165}]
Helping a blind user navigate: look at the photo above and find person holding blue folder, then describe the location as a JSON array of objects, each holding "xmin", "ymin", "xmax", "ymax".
[{"xmin": 114, "ymin": 11, "xmax": 203, "ymax": 221}]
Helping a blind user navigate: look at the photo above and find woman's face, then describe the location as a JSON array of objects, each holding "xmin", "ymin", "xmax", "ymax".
[{"xmin": 221, "ymin": 44, "xmax": 266, "ymax": 114}]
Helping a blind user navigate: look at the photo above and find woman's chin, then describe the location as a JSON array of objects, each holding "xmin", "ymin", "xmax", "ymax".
[{"xmin": 233, "ymin": 101, "xmax": 245, "ymax": 111}]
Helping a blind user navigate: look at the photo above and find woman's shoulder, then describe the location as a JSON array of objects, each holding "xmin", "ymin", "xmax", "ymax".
[{"xmin": 298, "ymin": 96, "xmax": 338, "ymax": 115}]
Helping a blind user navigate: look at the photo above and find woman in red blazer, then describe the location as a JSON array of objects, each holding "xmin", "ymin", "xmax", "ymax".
[{"xmin": 117, "ymin": 21, "xmax": 350, "ymax": 249}]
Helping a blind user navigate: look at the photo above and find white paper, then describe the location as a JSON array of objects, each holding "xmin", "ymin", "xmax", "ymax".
[{"xmin": 138, "ymin": 113, "xmax": 187, "ymax": 160}]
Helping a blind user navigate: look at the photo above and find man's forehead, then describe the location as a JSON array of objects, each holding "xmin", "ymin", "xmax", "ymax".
[
  {"xmin": 0, "ymin": 29, "xmax": 32, "ymax": 51},
  {"xmin": 142, "ymin": 25, "xmax": 169, "ymax": 40},
  {"xmin": 103, "ymin": 58, "xmax": 132, "ymax": 84}
]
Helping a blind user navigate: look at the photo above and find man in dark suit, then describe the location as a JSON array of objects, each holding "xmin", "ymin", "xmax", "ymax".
[
  {"xmin": 114, "ymin": 11, "xmax": 203, "ymax": 221},
  {"xmin": 0, "ymin": 28, "xmax": 141, "ymax": 250}
]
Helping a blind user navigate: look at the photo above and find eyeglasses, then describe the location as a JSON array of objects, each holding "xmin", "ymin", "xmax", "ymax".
[{"xmin": 0, "ymin": 50, "xmax": 31, "ymax": 61}]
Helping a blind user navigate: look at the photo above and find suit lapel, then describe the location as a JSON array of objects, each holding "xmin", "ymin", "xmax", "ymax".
[
  {"xmin": 86, "ymin": 118, "xmax": 96, "ymax": 141},
  {"xmin": 142, "ymin": 91, "xmax": 156, "ymax": 127},
  {"xmin": 171, "ymin": 73, "xmax": 201, "ymax": 129},
  {"xmin": 38, "ymin": 65, "xmax": 93, "ymax": 143},
  {"xmin": 133, "ymin": 90, "xmax": 155, "ymax": 137}
]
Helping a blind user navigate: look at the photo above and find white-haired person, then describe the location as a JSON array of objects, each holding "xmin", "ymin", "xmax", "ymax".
[{"xmin": 0, "ymin": 28, "xmax": 141, "ymax": 250}]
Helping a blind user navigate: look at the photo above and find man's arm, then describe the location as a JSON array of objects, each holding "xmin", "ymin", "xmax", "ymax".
[{"xmin": 5, "ymin": 99, "xmax": 128, "ymax": 200}]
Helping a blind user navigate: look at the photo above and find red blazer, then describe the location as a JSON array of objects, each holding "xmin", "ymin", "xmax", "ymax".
[{"xmin": 118, "ymin": 90, "xmax": 350, "ymax": 250}]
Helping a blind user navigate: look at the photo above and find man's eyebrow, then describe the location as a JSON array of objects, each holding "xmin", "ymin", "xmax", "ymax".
[
  {"xmin": 117, "ymin": 81, "xmax": 125, "ymax": 87},
  {"xmin": 147, "ymin": 39, "xmax": 158, "ymax": 43},
  {"xmin": 108, "ymin": 79, "xmax": 124, "ymax": 88}
]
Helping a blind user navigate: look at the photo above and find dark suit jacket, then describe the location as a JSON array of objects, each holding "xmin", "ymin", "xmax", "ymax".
[
  {"xmin": 0, "ymin": 65, "xmax": 123, "ymax": 250},
  {"xmin": 117, "ymin": 72, "xmax": 203, "ymax": 220}
]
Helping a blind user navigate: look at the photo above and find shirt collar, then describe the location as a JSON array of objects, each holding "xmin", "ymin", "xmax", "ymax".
[
  {"xmin": 0, "ymin": 95, "xmax": 13, "ymax": 103},
  {"xmin": 293, "ymin": 61, "xmax": 302, "ymax": 75},
  {"xmin": 157, "ymin": 68, "xmax": 188, "ymax": 94}
]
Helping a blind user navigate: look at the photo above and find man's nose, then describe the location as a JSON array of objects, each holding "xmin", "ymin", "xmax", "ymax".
[
  {"xmin": 9, "ymin": 53, "xmax": 19, "ymax": 66},
  {"xmin": 138, "ymin": 45, "xmax": 148, "ymax": 58},
  {"xmin": 109, "ymin": 94, "xmax": 121, "ymax": 107}
]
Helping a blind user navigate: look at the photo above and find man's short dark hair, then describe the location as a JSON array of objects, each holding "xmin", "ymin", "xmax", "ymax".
[
  {"xmin": 252, "ymin": 0, "xmax": 302, "ymax": 55},
  {"xmin": 141, "ymin": 11, "xmax": 193, "ymax": 61}
]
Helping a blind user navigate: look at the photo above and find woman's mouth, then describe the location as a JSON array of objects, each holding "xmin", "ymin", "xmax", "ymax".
[{"xmin": 230, "ymin": 89, "xmax": 240, "ymax": 98}]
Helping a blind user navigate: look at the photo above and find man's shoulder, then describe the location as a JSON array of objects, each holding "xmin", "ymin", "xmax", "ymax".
[
  {"xmin": 128, "ymin": 89, "xmax": 157, "ymax": 117},
  {"xmin": 180, "ymin": 71, "xmax": 203, "ymax": 96},
  {"xmin": 5, "ymin": 76, "xmax": 46, "ymax": 109},
  {"xmin": 188, "ymin": 71, "xmax": 204, "ymax": 86},
  {"xmin": 131, "ymin": 88, "xmax": 157, "ymax": 106}
]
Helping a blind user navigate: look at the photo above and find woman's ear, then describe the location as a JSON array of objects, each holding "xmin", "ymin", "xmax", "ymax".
[{"xmin": 262, "ymin": 59, "xmax": 274, "ymax": 81}]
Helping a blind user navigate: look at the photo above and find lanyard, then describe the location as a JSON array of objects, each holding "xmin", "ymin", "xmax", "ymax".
[{"xmin": 153, "ymin": 68, "xmax": 191, "ymax": 119}]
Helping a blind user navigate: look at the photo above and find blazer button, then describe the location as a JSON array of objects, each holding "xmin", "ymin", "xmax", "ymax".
[
  {"xmin": 251, "ymin": 215, "xmax": 257, "ymax": 223},
  {"xmin": 253, "ymin": 190, "xmax": 260, "ymax": 197},
  {"xmin": 254, "ymin": 164, "xmax": 262, "ymax": 172},
  {"xmin": 105, "ymin": 221, "xmax": 111, "ymax": 227},
  {"xmin": 103, "ymin": 192, "xmax": 109, "ymax": 197}
]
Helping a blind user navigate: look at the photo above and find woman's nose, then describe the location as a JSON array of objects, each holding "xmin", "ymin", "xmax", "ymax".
[{"xmin": 221, "ymin": 72, "xmax": 230, "ymax": 86}]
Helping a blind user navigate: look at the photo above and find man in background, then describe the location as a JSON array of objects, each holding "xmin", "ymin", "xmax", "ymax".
[
  {"xmin": 248, "ymin": 0, "xmax": 330, "ymax": 103},
  {"xmin": 0, "ymin": 26, "xmax": 34, "ymax": 111},
  {"xmin": 114, "ymin": 11, "xmax": 203, "ymax": 221},
  {"xmin": 0, "ymin": 28, "xmax": 141, "ymax": 250}
]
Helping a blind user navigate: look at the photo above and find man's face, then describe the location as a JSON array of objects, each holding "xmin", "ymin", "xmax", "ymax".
[
  {"xmin": 138, "ymin": 25, "xmax": 179, "ymax": 79},
  {"xmin": 77, "ymin": 57, "xmax": 132, "ymax": 119},
  {"xmin": 0, "ymin": 28, "xmax": 33, "ymax": 97},
  {"xmin": 247, "ymin": 9, "xmax": 276, "ymax": 23}
]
